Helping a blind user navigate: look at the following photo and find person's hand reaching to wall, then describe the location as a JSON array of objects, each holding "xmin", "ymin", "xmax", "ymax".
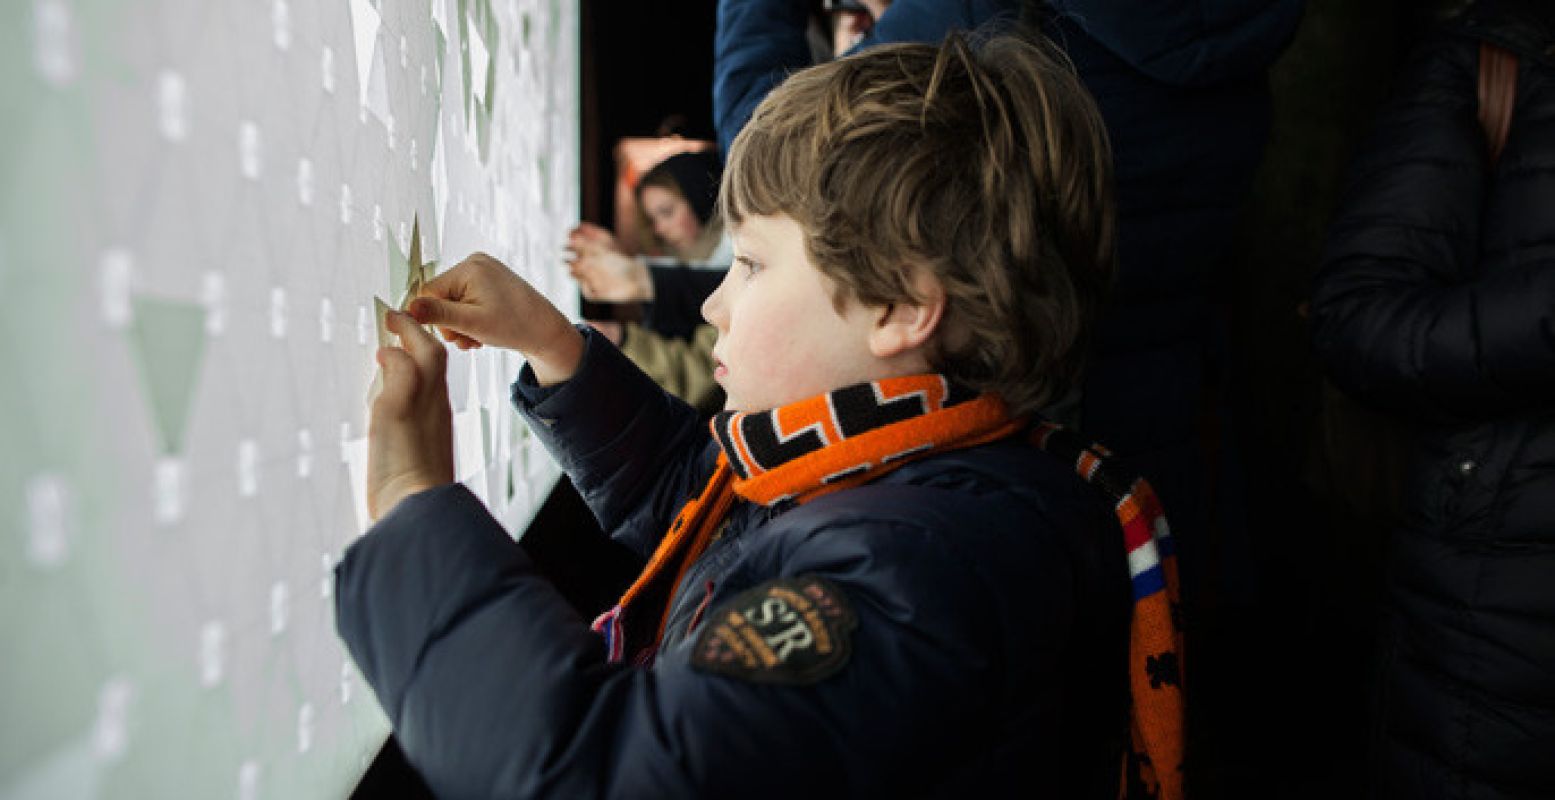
[
  {"xmin": 405, "ymin": 252, "xmax": 585, "ymax": 385},
  {"xmin": 367, "ymin": 252, "xmax": 586, "ymax": 519},
  {"xmin": 366, "ymin": 309, "xmax": 455, "ymax": 521},
  {"xmin": 566, "ymin": 222, "xmax": 654, "ymax": 302}
]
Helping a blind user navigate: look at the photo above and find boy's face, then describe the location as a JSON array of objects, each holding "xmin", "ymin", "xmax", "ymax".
[{"xmin": 701, "ymin": 214, "xmax": 889, "ymax": 412}]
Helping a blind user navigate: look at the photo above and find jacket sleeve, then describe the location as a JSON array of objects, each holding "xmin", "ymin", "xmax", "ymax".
[
  {"xmin": 1045, "ymin": 0, "xmax": 1303, "ymax": 86},
  {"xmin": 849, "ymin": 0, "xmax": 1019, "ymax": 54},
  {"xmin": 1310, "ymin": 36, "xmax": 1555, "ymax": 423},
  {"xmin": 713, "ymin": 0, "xmax": 812, "ymax": 156},
  {"xmin": 644, "ymin": 264, "xmax": 726, "ymax": 340},
  {"xmin": 335, "ymin": 488, "xmax": 1013, "ymax": 799},
  {"xmin": 512, "ymin": 325, "xmax": 716, "ymax": 558},
  {"xmin": 713, "ymin": 0, "xmax": 1019, "ymax": 156}
]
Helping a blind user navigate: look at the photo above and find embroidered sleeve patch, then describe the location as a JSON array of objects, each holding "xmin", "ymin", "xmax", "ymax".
[{"xmin": 690, "ymin": 575, "xmax": 858, "ymax": 686}]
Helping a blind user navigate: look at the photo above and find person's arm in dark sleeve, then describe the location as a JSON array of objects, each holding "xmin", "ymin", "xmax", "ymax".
[
  {"xmin": 513, "ymin": 325, "xmax": 715, "ymax": 557},
  {"xmin": 848, "ymin": 0, "xmax": 1019, "ymax": 53},
  {"xmin": 714, "ymin": 0, "xmax": 812, "ymax": 156},
  {"xmin": 1044, "ymin": 0, "xmax": 1303, "ymax": 86},
  {"xmin": 335, "ymin": 495, "xmax": 1011, "ymax": 799},
  {"xmin": 1310, "ymin": 37, "xmax": 1555, "ymax": 424},
  {"xmin": 643, "ymin": 264, "xmax": 726, "ymax": 339},
  {"xmin": 713, "ymin": 0, "xmax": 1023, "ymax": 159}
]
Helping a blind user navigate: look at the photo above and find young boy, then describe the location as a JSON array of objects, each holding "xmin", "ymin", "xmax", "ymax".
[{"xmin": 340, "ymin": 33, "xmax": 1183, "ymax": 799}]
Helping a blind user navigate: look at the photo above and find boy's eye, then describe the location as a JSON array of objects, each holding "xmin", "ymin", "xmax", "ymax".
[{"xmin": 738, "ymin": 256, "xmax": 763, "ymax": 278}]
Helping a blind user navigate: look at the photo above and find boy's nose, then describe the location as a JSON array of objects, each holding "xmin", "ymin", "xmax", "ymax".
[{"xmin": 701, "ymin": 269, "xmax": 733, "ymax": 331}]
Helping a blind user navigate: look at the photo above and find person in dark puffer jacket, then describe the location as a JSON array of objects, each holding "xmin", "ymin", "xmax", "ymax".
[{"xmin": 1309, "ymin": 2, "xmax": 1555, "ymax": 796}]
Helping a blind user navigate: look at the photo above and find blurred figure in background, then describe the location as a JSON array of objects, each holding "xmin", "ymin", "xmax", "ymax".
[
  {"xmin": 1310, "ymin": 1, "xmax": 1555, "ymax": 796},
  {"xmin": 634, "ymin": 150, "xmax": 728, "ymax": 263},
  {"xmin": 568, "ymin": 151, "xmax": 730, "ymax": 413}
]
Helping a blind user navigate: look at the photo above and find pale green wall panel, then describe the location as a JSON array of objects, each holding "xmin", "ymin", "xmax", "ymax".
[{"xmin": 0, "ymin": 0, "xmax": 579, "ymax": 796}]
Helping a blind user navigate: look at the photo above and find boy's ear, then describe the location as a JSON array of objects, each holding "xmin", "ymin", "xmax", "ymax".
[{"xmin": 868, "ymin": 268, "xmax": 946, "ymax": 359}]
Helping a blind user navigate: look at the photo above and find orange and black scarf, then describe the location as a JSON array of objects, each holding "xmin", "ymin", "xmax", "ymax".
[{"xmin": 591, "ymin": 374, "xmax": 1186, "ymax": 800}]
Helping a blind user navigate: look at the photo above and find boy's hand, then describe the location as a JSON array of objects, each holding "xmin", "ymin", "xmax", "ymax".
[
  {"xmin": 565, "ymin": 224, "xmax": 653, "ymax": 302},
  {"xmin": 406, "ymin": 252, "xmax": 584, "ymax": 385},
  {"xmin": 367, "ymin": 310, "xmax": 455, "ymax": 521}
]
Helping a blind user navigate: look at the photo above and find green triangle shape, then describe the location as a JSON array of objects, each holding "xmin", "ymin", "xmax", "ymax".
[
  {"xmin": 408, "ymin": 215, "xmax": 423, "ymax": 280},
  {"xmin": 388, "ymin": 224, "xmax": 410, "ymax": 305},
  {"xmin": 435, "ymin": 28, "xmax": 447, "ymax": 95},
  {"xmin": 128, "ymin": 297, "xmax": 208, "ymax": 454},
  {"xmin": 475, "ymin": 99, "xmax": 493, "ymax": 164},
  {"xmin": 458, "ymin": 0, "xmax": 474, "ymax": 125}
]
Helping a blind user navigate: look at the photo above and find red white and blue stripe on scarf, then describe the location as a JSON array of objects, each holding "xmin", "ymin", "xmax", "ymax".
[{"xmin": 1030, "ymin": 421, "xmax": 1185, "ymax": 800}]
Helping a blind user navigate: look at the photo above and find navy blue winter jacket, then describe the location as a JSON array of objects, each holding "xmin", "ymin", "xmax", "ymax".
[{"xmin": 335, "ymin": 328, "xmax": 1130, "ymax": 798}]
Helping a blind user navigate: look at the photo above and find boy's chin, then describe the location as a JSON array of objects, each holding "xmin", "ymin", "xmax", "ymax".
[
  {"xmin": 720, "ymin": 392, "xmax": 792, "ymax": 414},
  {"xmin": 720, "ymin": 393, "xmax": 765, "ymax": 414}
]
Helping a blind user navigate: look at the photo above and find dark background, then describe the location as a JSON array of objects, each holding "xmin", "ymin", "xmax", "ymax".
[{"xmin": 579, "ymin": 0, "xmax": 719, "ymax": 231}]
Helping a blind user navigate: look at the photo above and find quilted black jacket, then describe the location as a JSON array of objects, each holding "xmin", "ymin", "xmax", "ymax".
[{"xmin": 1310, "ymin": 2, "xmax": 1555, "ymax": 796}]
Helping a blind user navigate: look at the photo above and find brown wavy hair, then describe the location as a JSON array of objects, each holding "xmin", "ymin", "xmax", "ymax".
[{"xmin": 720, "ymin": 32, "xmax": 1115, "ymax": 416}]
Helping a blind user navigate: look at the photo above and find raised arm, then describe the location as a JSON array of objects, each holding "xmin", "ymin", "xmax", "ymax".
[
  {"xmin": 510, "ymin": 325, "xmax": 714, "ymax": 557},
  {"xmin": 849, "ymin": 0, "xmax": 1019, "ymax": 56},
  {"xmin": 399, "ymin": 253, "xmax": 710, "ymax": 549},
  {"xmin": 714, "ymin": 0, "xmax": 1022, "ymax": 156},
  {"xmin": 713, "ymin": 0, "xmax": 813, "ymax": 156}
]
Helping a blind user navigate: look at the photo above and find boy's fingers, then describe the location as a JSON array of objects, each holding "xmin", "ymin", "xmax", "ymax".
[
  {"xmin": 419, "ymin": 263, "xmax": 467, "ymax": 301},
  {"xmin": 373, "ymin": 346, "xmax": 419, "ymax": 414},
  {"xmin": 439, "ymin": 326, "xmax": 478, "ymax": 348},
  {"xmin": 406, "ymin": 296, "xmax": 473, "ymax": 333},
  {"xmin": 385, "ymin": 310, "xmax": 446, "ymax": 378}
]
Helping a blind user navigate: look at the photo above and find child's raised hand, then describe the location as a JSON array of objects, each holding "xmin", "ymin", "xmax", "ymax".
[
  {"xmin": 564, "ymin": 224, "xmax": 653, "ymax": 302},
  {"xmin": 567, "ymin": 221, "xmax": 618, "ymax": 251},
  {"xmin": 566, "ymin": 247, "xmax": 653, "ymax": 302},
  {"xmin": 406, "ymin": 252, "xmax": 584, "ymax": 385},
  {"xmin": 366, "ymin": 310, "xmax": 454, "ymax": 521}
]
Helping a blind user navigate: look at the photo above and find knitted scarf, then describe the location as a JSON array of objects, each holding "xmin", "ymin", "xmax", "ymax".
[
  {"xmin": 590, "ymin": 374, "xmax": 1186, "ymax": 800},
  {"xmin": 1031, "ymin": 421, "xmax": 1187, "ymax": 800}
]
